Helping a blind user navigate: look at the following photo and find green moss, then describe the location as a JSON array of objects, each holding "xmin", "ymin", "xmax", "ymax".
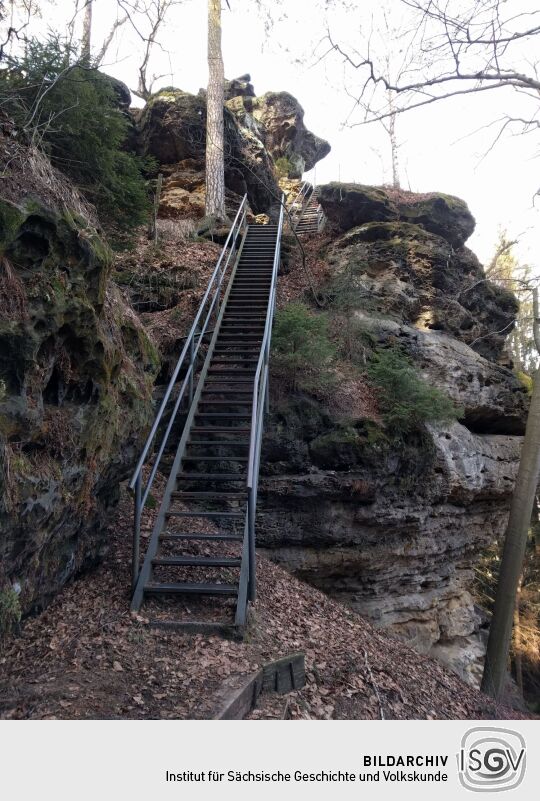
[
  {"xmin": 516, "ymin": 370, "xmax": 533, "ymax": 394},
  {"xmin": 0, "ymin": 200, "xmax": 25, "ymax": 253},
  {"xmin": 310, "ymin": 426, "xmax": 362, "ymax": 469}
]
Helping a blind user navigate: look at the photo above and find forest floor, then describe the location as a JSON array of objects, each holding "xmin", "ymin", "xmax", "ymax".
[{"xmin": 0, "ymin": 486, "xmax": 529, "ymax": 721}]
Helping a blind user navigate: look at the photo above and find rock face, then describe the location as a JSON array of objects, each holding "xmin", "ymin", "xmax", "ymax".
[
  {"xmin": 319, "ymin": 183, "xmax": 476, "ymax": 247},
  {"xmin": 0, "ymin": 137, "xmax": 158, "ymax": 616},
  {"xmin": 258, "ymin": 182, "xmax": 526, "ymax": 684},
  {"xmin": 326, "ymin": 220, "xmax": 518, "ymax": 362},
  {"xmin": 135, "ymin": 82, "xmax": 330, "ymax": 216},
  {"xmin": 249, "ymin": 92, "xmax": 331, "ymax": 178},
  {"xmin": 135, "ymin": 87, "xmax": 278, "ymax": 214}
]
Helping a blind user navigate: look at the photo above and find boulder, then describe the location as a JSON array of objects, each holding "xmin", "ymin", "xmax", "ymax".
[
  {"xmin": 319, "ymin": 182, "xmax": 476, "ymax": 247},
  {"xmin": 224, "ymin": 73, "xmax": 255, "ymax": 101},
  {"xmin": 0, "ymin": 137, "xmax": 159, "ymax": 615}
]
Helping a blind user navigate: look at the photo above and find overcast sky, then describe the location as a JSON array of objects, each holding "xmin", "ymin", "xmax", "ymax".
[{"xmin": 22, "ymin": 0, "xmax": 540, "ymax": 270}]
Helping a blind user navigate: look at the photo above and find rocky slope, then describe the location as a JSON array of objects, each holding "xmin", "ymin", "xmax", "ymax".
[
  {"xmin": 256, "ymin": 184, "xmax": 527, "ymax": 685},
  {"xmin": 0, "ymin": 135, "xmax": 158, "ymax": 619}
]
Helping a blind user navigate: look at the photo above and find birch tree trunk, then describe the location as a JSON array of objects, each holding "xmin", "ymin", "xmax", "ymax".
[
  {"xmin": 388, "ymin": 90, "xmax": 400, "ymax": 189},
  {"xmin": 81, "ymin": 0, "xmax": 93, "ymax": 63},
  {"xmin": 205, "ymin": 0, "xmax": 226, "ymax": 220}
]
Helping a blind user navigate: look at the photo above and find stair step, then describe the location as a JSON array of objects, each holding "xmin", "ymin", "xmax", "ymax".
[
  {"xmin": 208, "ymin": 369, "xmax": 256, "ymax": 374},
  {"xmin": 191, "ymin": 426, "xmax": 251, "ymax": 434},
  {"xmin": 161, "ymin": 532, "xmax": 243, "ymax": 542},
  {"xmin": 187, "ymin": 440, "xmax": 250, "ymax": 446},
  {"xmin": 166, "ymin": 510, "xmax": 244, "ymax": 518},
  {"xmin": 198, "ymin": 398, "xmax": 253, "ymax": 404},
  {"xmin": 144, "ymin": 582, "xmax": 238, "ymax": 596},
  {"xmin": 183, "ymin": 455, "xmax": 248, "ymax": 461},
  {"xmin": 172, "ymin": 491, "xmax": 245, "ymax": 499},
  {"xmin": 152, "ymin": 556, "xmax": 242, "ymax": 567},
  {"xmin": 195, "ymin": 412, "xmax": 251, "ymax": 418},
  {"xmin": 176, "ymin": 473, "xmax": 245, "ymax": 480},
  {"xmin": 200, "ymin": 388, "xmax": 254, "ymax": 394}
]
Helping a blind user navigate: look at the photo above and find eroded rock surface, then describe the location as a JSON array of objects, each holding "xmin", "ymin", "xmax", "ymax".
[
  {"xmin": 135, "ymin": 82, "xmax": 330, "ymax": 216},
  {"xmin": 0, "ymin": 137, "xmax": 158, "ymax": 614},
  {"xmin": 259, "ymin": 182, "xmax": 526, "ymax": 683}
]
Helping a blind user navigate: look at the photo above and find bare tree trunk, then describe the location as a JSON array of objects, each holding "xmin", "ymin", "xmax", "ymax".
[
  {"xmin": 387, "ymin": 89, "xmax": 400, "ymax": 189},
  {"xmin": 481, "ymin": 366, "xmax": 540, "ymax": 699},
  {"xmin": 81, "ymin": 0, "xmax": 93, "ymax": 62},
  {"xmin": 94, "ymin": 14, "xmax": 128, "ymax": 67},
  {"xmin": 205, "ymin": 0, "xmax": 226, "ymax": 220}
]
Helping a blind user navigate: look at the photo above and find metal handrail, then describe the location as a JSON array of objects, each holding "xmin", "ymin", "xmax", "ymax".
[
  {"xmin": 245, "ymin": 194, "xmax": 285, "ymax": 600},
  {"xmin": 129, "ymin": 194, "xmax": 248, "ymax": 589},
  {"xmin": 288, "ymin": 181, "xmax": 312, "ymax": 219}
]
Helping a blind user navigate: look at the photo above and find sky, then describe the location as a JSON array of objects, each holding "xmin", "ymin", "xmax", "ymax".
[{"xmin": 12, "ymin": 0, "xmax": 540, "ymax": 269}]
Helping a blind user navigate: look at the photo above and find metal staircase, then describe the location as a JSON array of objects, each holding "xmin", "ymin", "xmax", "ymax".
[
  {"xmin": 289, "ymin": 182, "xmax": 326, "ymax": 234},
  {"xmin": 129, "ymin": 195, "xmax": 284, "ymax": 632}
]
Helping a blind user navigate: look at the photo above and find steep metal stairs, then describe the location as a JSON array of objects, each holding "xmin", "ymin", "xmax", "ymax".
[
  {"xmin": 129, "ymin": 195, "xmax": 284, "ymax": 633},
  {"xmin": 290, "ymin": 183, "xmax": 326, "ymax": 234}
]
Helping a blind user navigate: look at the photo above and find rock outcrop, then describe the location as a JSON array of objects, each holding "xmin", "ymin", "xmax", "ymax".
[
  {"xmin": 0, "ymin": 136, "xmax": 158, "ymax": 616},
  {"xmin": 257, "ymin": 182, "xmax": 526, "ymax": 684},
  {"xmin": 134, "ymin": 81, "xmax": 330, "ymax": 217},
  {"xmin": 319, "ymin": 183, "xmax": 476, "ymax": 247},
  {"xmin": 249, "ymin": 91, "xmax": 331, "ymax": 178}
]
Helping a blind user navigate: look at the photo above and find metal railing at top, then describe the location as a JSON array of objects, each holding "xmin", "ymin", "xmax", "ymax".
[
  {"xmin": 245, "ymin": 194, "xmax": 285, "ymax": 601},
  {"xmin": 288, "ymin": 181, "xmax": 312, "ymax": 220},
  {"xmin": 129, "ymin": 194, "xmax": 249, "ymax": 590}
]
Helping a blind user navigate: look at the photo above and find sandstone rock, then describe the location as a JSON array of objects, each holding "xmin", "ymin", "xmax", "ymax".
[
  {"xmin": 224, "ymin": 73, "xmax": 255, "ymax": 101},
  {"xmin": 345, "ymin": 313, "xmax": 528, "ymax": 435},
  {"xmin": 318, "ymin": 183, "xmax": 398, "ymax": 230},
  {"xmin": 319, "ymin": 182, "xmax": 476, "ymax": 247},
  {"xmin": 326, "ymin": 221, "xmax": 519, "ymax": 362},
  {"xmin": 135, "ymin": 88, "xmax": 278, "ymax": 213},
  {"xmin": 258, "ymin": 422, "xmax": 521, "ymax": 676},
  {"xmin": 0, "ymin": 138, "xmax": 159, "ymax": 614},
  {"xmin": 250, "ymin": 92, "xmax": 331, "ymax": 178}
]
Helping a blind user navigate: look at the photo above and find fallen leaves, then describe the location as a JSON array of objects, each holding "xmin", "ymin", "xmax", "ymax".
[{"xmin": 0, "ymin": 482, "xmax": 528, "ymax": 722}]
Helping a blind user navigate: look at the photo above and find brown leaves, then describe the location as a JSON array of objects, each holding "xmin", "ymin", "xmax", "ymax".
[{"xmin": 0, "ymin": 482, "xmax": 527, "ymax": 722}]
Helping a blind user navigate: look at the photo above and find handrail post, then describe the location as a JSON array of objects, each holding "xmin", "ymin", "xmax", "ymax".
[
  {"xmin": 132, "ymin": 473, "xmax": 142, "ymax": 592},
  {"xmin": 188, "ymin": 336, "xmax": 195, "ymax": 405},
  {"xmin": 248, "ymin": 486, "xmax": 256, "ymax": 601}
]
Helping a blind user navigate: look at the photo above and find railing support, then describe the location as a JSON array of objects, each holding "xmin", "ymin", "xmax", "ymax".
[
  {"xmin": 248, "ymin": 487, "xmax": 256, "ymax": 601},
  {"xmin": 188, "ymin": 337, "xmax": 195, "ymax": 405},
  {"xmin": 132, "ymin": 473, "xmax": 142, "ymax": 592}
]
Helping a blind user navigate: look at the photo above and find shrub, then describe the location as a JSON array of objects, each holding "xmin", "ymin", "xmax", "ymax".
[
  {"xmin": 274, "ymin": 156, "xmax": 293, "ymax": 179},
  {"xmin": 272, "ymin": 302, "xmax": 335, "ymax": 393},
  {"xmin": 0, "ymin": 36, "xmax": 150, "ymax": 229},
  {"xmin": 366, "ymin": 347, "xmax": 461, "ymax": 436}
]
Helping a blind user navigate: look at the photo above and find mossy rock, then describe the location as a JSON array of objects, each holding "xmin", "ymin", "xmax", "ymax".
[
  {"xmin": 318, "ymin": 183, "xmax": 398, "ymax": 231},
  {"xmin": 309, "ymin": 426, "xmax": 363, "ymax": 469}
]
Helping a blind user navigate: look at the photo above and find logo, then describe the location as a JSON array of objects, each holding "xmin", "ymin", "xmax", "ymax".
[{"xmin": 457, "ymin": 727, "xmax": 526, "ymax": 792}]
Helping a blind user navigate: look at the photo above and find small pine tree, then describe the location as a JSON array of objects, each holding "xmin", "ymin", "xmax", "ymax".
[
  {"xmin": 272, "ymin": 302, "xmax": 335, "ymax": 392},
  {"xmin": 0, "ymin": 36, "xmax": 149, "ymax": 230},
  {"xmin": 367, "ymin": 347, "xmax": 461, "ymax": 436}
]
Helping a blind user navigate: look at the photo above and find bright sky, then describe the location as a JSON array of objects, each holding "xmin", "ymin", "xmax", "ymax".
[{"xmin": 19, "ymin": 0, "xmax": 540, "ymax": 270}]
